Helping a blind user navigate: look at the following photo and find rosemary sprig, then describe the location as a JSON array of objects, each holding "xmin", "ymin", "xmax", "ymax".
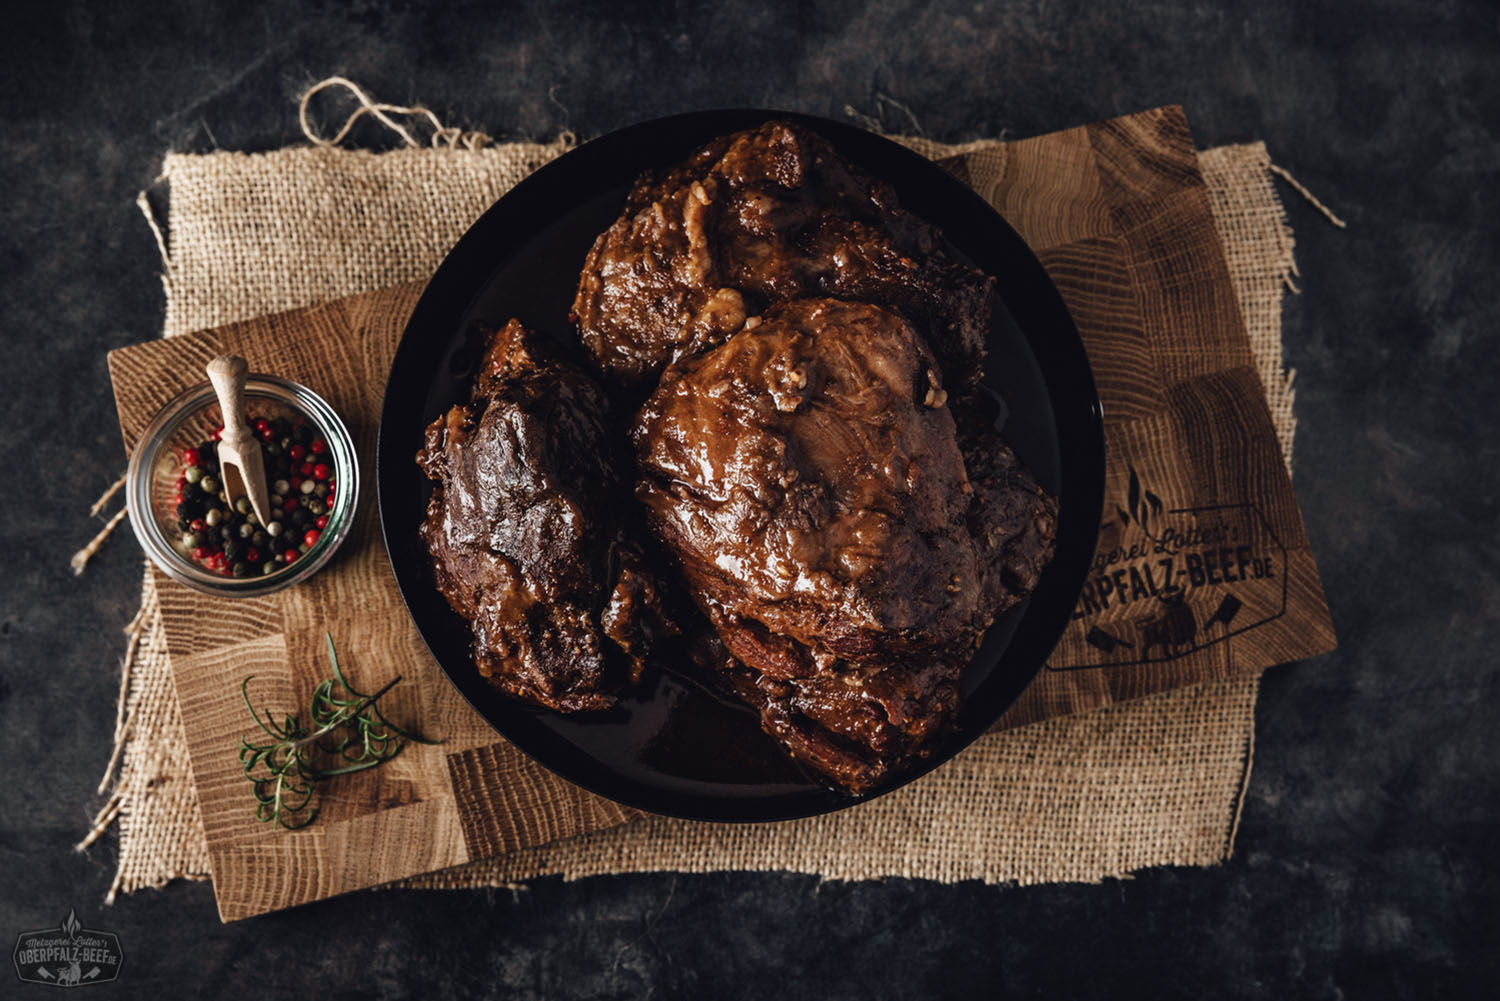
[{"xmin": 238, "ymin": 632, "xmax": 439, "ymax": 830}]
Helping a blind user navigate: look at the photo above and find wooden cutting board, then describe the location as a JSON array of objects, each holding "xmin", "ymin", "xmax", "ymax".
[
  {"xmin": 954, "ymin": 108, "xmax": 1339, "ymax": 726},
  {"xmin": 107, "ymin": 104, "xmax": 1334, "ymax": 922}
]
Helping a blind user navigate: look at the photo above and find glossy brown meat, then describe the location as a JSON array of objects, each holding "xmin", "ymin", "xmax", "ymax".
[
  {"xmin": 633, "ymin": 298, "xmax": 1054, "ymax": 791},
  {"xmin": 682, "ymin": 442, "xmax": 1057, "ymax": 794},
  {"xmin": 699, "ymin": 597, "xmax": 967, "ymax": 793},
  {"xmin": 634, "ymin": 299, "xmax": 979, "ymax": 664},
  {"xmin": 417, "ymin": 320, "xmax": 672, "ymax": 712},
  {"xmin": 572, "ymin": 120, "xmax": 996, "ymax": 389},
  {"xmin": 961, "ymin": 422, "xmax": 1060, "ymax": 619}
]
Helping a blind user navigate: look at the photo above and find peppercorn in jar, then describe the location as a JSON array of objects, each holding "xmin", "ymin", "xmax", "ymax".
[
  {"xmin": 126, "ymin": 373, "xmax": 359, "ymax": 598},
  {"xmin": 171, "ymin": 415, "xmax": 339, "ymax": 578}
]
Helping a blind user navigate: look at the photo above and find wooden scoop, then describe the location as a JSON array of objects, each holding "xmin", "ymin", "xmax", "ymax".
[{"xmin": 205, "ymin": 355, "xmax": 273, "ymax": 528}]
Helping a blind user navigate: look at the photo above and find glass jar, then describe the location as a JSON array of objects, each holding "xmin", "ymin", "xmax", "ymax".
[{"xmin": 125, "ymin": 374, "xmax": 359, "ymax": 597}]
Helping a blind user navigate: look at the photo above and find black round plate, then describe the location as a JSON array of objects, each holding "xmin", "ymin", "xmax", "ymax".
[{"xmin": 377, "ymin": 109, "xmax": 1104, "ymax": 823}]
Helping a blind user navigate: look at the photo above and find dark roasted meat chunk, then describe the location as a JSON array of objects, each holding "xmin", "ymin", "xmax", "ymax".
[
  {"xmin": 572, "ymin": 120, "xmax": 996, "ymax": 389},
  {"xmin": 634, "ymin": 298, "xmax": 983, "ymax": 662},
  {"xmin": 715, "ymin": 637, "xmax": 965, "ymax": 794},
  {"xmin": 960, "ymin": 422, "xmax": 1060, "ymax": 619},
  {"xmin": 696, "ymin": 596, "xmax": 970, "ymax": 793},
  {"xmin": 417, "ymin": 320, "xmax": 673, "ymax": 712},
  {"xmin": 633, "ymin": 298, "xmax": 1054, "ymax": 791}
]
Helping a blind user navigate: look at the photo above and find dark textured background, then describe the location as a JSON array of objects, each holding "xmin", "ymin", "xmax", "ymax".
[{"xmin": 2, "ymin": 1, "xmax": 1497, "ymax": 997}]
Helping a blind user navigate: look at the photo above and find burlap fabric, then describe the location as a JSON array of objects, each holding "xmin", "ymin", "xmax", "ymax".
[{"xmin": 93, "ymin": 135, "xmax": 1301, "ymax": 900}]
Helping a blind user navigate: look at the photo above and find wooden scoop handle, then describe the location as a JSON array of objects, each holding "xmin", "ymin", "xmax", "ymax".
[{"xmin": 206, "ymin": 355, "xmax": 250, "ymax": 441}]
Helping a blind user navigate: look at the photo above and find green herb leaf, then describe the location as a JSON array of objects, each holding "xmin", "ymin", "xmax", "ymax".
[{"xmin": 237, "ymin": 632, "xmax": 440, "ymax": 831}]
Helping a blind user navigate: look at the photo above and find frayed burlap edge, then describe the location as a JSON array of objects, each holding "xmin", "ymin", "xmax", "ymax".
[{"xmin": 84, "ymin": 134, "xmax": 1307, "ymax": 902}]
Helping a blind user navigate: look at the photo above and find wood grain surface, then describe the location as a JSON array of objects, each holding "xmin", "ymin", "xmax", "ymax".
[
  {"xmin": 980, "ymin": 105, "xmax": 1336, "ymax": 727},
  {"xmin": 106, "ymin": 105, "xmax": 1334, "ymax": 921}
]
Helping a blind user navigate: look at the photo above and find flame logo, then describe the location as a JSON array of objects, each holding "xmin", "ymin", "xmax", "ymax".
[
  {"xmin": 13, "ymin": 905, "xmax": 125, "ymax": 986},
  {"xmin": 1115, "ymin": 464, "xmax": 1165, "ymax": 541}
]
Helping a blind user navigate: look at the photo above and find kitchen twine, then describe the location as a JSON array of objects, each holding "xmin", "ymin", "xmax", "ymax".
[
  {"xmin": 77, "ymin": 82, "xmax": 1346, "ymax": 893},
  {"xmin": 301, "ymin": 75, "xmax": 496, "ymax": 151}
]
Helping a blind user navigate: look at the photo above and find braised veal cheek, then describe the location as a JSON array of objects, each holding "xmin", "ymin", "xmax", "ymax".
[
  {"xmin": 572, "ymin": 120, "xmax": 995, "ymax": 392},
  {"xmin": 417, "ymin": 320, "xmax": 673, "ymax": 713},
  {"xmin": 633, "ymin": 299, "xmax": 1055, "ymax": 792}
]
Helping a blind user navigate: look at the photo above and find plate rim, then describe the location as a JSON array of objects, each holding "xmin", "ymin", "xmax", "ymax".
[{"xmin": 376, "ymin": 108, "xmax": 1105, "ymax": 823}]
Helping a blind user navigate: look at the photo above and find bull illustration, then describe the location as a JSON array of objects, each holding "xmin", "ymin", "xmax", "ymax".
[
  {"xmin": 1135, "ymin": 587, "xmax": 1197, "ymax": 659},
  {"xmin": 57, "ymin": 959, "xmax": 82, "ymax": 986}
]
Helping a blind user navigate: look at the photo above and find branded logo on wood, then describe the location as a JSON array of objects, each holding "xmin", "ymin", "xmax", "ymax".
[
  {"xmin": 12, "ymin": 909, "xmax": 123, "ymax": 987},
  {"xmin": 1052, "ymin": 466, "xmax": 1287, "ymax": 669}
]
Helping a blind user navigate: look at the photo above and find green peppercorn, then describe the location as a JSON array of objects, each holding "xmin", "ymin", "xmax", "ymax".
[
  {"xmin": 273, "ymin": 479, "xmax": 289, "ymax": 495},
  {"xmin": 251, "ymin": 530, "xmax": 267, "ymax": 548},
  {"xmin": 232, "ymin": 561, "xmax": 249, "ymax": 578},
  {"xmin": 205, "ymin": 509, "xmax": 222, "ymax": 527},
  {"xmin": 184, "ymin": 466, "xmax": 202, "ymax": 484},
  {"xmin": 266, "ymin": 443, "xmax": 283, "ymax": 459},
  {"xmin": 266, "ymin": 521, "xmax": 283, "ymax": 537},
  {"xmin": 314, "ymin": 483, "xmax": 329, "ymax": 499},
  {"xmin": 234, "ymin": 497, "xmax": 251, "ymax": 515},
  {"xmin": 200, "ymin": 475, "xmax": 219, "ymax": 494},
  {"xmin": 246, "ymin": 512, "xmax": 259, "ymax": 526},
  {"xmin": 238, "ymin": 522, "xmax": 255, "ymax": 539},
  {"xmin": 261, "ymin": 562, "xmax": 275, "ymax": 576}
]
